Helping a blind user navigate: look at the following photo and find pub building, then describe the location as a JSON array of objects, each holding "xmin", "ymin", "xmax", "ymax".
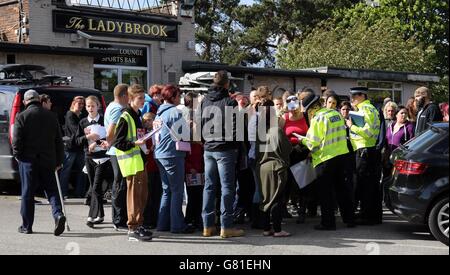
[{"xmin": 0, "ymin": 0, "xmax": 197, "ymax": 102}]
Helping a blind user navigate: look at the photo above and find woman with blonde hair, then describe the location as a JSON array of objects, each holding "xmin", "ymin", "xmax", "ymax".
[
  {"xmin": 75, "ymin": 96, "xmax": 110, "ymax": 228},
  {"xmin": 383, "ymin": 101, "xmax": 398, "ymax": 128}
]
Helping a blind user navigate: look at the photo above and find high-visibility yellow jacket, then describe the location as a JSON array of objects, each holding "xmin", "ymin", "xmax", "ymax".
[
  {"xmin": 302, "ymin": 108, "xmax": 349, "ymax": 167},
  {"xmin": 115, "ymin": 111, "xmax": 144, "ymax": 177},
  {"xmin": 350, "ymin": 100, "xmax": 380, "ymax": 150}
]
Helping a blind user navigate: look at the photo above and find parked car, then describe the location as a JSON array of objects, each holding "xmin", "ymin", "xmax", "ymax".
[
  {"xmin": 0, "ymin": 66, "xmax": 106, "ymax": 182},
  {"xmin": 385, "ymin": 123, "xmax": 449, "ymax": 245}
]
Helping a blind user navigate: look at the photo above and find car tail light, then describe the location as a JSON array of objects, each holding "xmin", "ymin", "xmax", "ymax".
[
  {"xmin": 394, "ymin": 160, "xmax": 428, "ymax": 175},
  {"xmin": 9, "ymin": 93, "xmax": 22, "ymax": 144}
]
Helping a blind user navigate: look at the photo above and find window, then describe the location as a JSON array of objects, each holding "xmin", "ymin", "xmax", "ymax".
[
  {"xmin": 91, "ymin": 43, "xmax": 149, "ymax": 104},
  {"xmin": 357, "ymin": 81, "xmax": 403, "ymax": 106},
  {"xmin": 404, "ymin": 126, "xmax": 448, "ymax": 153},
  {"xmin": 0, "ymin": 91, "xmax": 14, "ymax": 150},
  {"xmin": 94, "ymin": 68, "xmax": 118, "ymax": 104}
]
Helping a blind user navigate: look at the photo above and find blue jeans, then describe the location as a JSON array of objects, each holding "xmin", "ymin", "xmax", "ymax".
[
  {"xmin": 156, "ymin": 157, "xmax": 187, "ymax": 233},
  {"xmin": 59, "ymin": 151, "xmax": 86, "ymax": 197},
  {"xmin": 202, "ymin": 150, "xmax": 238, "ymax": 229},
  {"xmin": 19, "ymin": 161, "xmax": 63, "ymax": 231}
]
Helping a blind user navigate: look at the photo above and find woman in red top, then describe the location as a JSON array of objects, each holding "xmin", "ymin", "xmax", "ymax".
[
  {"xmin": 279, "ymin": 95, "xmax": 313, "ymax": 224},
  {"xmin": 281, "ymin": 96, "xmax": 309, "ymax": 144}
]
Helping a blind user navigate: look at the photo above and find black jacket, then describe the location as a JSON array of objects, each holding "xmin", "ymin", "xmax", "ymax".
[
  {"xmin": 112, "ymin": 106, "xmax": 146, "ymax": 162},
  {"xmin": 198, "ymin": 86, "xmax": 239, "ymax": 152},
  {"xmin": 63, "ymin": 111, "xmax": 85, "ymax": 152},
  {"xmin": 75, "ymin": 115, "xmax": 108, "ymax": 159},
  {"xmin": 415, "ymin": 102, "xmax": 443, "ymax": 136},
  {"xmin": 12, "ymin": 102, "xmax": 64, "ymax": 170}
]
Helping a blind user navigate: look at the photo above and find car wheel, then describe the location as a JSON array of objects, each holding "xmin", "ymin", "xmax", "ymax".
[{"xmin": 428, "ymin": 197, "xmax": 449, "ymax": 246}]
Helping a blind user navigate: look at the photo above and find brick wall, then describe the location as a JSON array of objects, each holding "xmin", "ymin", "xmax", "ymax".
[
  {"xmin": 0, "ymin": 0, "xmax": 29, "ymax": 42},
  {"xmin": 26, "ymin": 0, "xmax": 197, "ymax": 85},
  {"xmin": 10, "ymin": 53, "xmax": 93, "ymax": 87}
]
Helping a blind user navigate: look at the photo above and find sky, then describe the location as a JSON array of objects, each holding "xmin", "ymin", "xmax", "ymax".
[{"xmin": 240, "ymin": 0, "xmax": 255, "ymax": 5}]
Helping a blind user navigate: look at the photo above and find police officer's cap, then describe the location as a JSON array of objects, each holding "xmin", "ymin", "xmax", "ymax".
[
  {"xmin": 301, "ymin": 93, "xmax": 320, "ymax": 112},
  {"xmin": 350, "ymin": 87, "xmax": 369, "ymax": 95}
]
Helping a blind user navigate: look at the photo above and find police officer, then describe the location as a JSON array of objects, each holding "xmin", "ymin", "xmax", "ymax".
[
  {"xmin": 299, "ymin": 93, "xmax": 355, "ymax": 230},
  {"xmin": 346, "ymin": 87, "xmax": 382, "ymax": 225}
]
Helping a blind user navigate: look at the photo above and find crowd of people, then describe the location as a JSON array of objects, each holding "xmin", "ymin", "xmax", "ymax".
[{"xmin": 12, "ymin": 71, "xmax": 448, "ymax": 241}]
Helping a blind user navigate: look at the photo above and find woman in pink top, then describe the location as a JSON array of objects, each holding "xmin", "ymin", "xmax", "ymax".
[{"xmin": 279, "ymin": 95, "xmax": 313, "ymax": 224}]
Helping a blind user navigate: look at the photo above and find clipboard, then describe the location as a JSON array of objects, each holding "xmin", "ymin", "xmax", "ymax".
[
  {"xmin": 138, "ymin": 127, "xmax": 162, "ymax": 142},
  {"xmin": 349, "ymin": 111, "xmax": 365, "ymax": 127}
]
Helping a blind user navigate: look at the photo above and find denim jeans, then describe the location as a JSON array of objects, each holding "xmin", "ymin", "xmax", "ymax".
[
  {"xmin": 59, "ymin": 151, "xmax": 86, "ymax": 197},
  {"xmin": 156, "ymin": 157, "xmax": 187, "ymax": 233},
  {"xmin": 202, "ymin": 149, "xmax": 238, "ymax": 229}
]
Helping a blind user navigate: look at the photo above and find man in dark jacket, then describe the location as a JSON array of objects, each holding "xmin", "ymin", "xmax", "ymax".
[
  {"xmin": 12, "ymin": 90, "xmax": 66, "ymax": 236},
  {"xmin": 197, "ymin": 70, "xmax": 244, "ymax": 238},
  {"xmin": 414, "ymin": 87, "xmax": 443, "ymax": 136}
]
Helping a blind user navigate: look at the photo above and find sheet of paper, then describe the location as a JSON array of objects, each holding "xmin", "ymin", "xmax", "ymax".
[{"xmin": 87, "ymin": 124, "xmax": 107, "ymax": 139}]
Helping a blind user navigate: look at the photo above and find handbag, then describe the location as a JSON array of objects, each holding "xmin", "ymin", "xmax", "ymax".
[{"xmin": 163, "ymin": 121, "xmax": 191, "ymax": 152}]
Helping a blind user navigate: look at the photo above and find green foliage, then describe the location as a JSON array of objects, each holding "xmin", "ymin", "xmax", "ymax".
[
  {"xmin": 277, "ymin": 19, "xmax": 436, "ymax": 73},
  {"xmin": 430, "ymin": 75, "xmax": 449, "ymax": 104},
  {"xmin": 333, "ymin": 0, "xmax": 449, "ymax": 74},
  {"xmin": 194, "ymin": 0, "xmax": 359, "ymax": 66}
]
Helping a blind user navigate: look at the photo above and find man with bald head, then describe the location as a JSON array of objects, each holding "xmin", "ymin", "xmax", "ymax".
[{"xmin": 414, "ymin": 86, "xmax": 442, "ymax": 136}]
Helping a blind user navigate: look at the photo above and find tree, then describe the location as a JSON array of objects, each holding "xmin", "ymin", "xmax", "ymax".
[
  {"xmin": 333, "ymin": 0, "xmax": 449, "ymax": 74},
  {"xmin": 195, "ymin": 0, "xmax": 239, "ymax": 62},
  {"xmin": 277, "ymin": 19, "xmax": 436, "ymax": 73},
  {"xmin": 194, "ymin": 0, "xmax": 360, "ymax": 66}
]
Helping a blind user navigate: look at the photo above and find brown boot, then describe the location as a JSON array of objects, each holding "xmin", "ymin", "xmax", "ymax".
[
  {"xmin": 220, "ymin": 228, "xmax": 245, "ymax": 238},
  {"xmin": 203, "ymin": 227, "xmax": 218, "ymax": 237}
]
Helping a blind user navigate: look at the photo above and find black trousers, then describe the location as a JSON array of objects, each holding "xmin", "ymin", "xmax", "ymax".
[
  {"xmin": 355, "ymin": 147, "xmax": 383, "ymax": 223},
  {"xmin": 262, "ymin": 198, "xmax": 283, "ymax": 233},
  {"xmin": 143, "ymin": 171, "xmax": 162, "ymax": 228},
  {"xmin": 86, "ymin": 158, "xmax": 111, "ymax": 219},
  {"xmin": 316, "ymin": 154, "xmax": 355, "ymax": 228},
  {"xmin": 343, "ymin": 151, "xmax": 356, "ymax": 209},
  {"xmin": 235, "ymin": 167, "xmax": 255, "ymax": 216},
  {"xmin": 110, "ymin": 155, "xmax": 128, "ymax": 226},
  {"xmin": 19, "ymin": 160, "xmax": 63, "ymax": 231},
  {"xmin": 185, "ymin": 185, "xmax": 204, "ymax": 226}
]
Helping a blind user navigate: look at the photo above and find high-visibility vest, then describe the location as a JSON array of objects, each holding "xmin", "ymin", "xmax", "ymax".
[
  {"xmin": 115, "ymin": 111, "xmax": 144, "ymax": 177},
  {"xmin": 350, "ymin": 100, "xmax": 380, "ymax": 150},
  {"xmin": 302, "ymin": 108, "xmax": 349, "ymax": 167}
]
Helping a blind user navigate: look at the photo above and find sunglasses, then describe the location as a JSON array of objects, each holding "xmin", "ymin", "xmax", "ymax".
[{"xmin": 286, "ymin": 98, "xmax": 298, "ymax": 103}]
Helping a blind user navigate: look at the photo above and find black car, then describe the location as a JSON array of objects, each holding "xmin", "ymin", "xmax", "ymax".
[
  {"xmin": 0, "ymin": 82, "xmax": 105, "ymax": 182},
  {"xmin": 386, "ymin": 123, "xmax": 449, "ymax": 245}
]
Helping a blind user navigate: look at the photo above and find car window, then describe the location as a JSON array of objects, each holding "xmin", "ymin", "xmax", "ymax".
[
  {"xmin": 428, "ymin": 134, "xmax": 449, "ymax": 154},
  {"xmin": 405, "ymin": 127, "xmax": 448, "ymax": 153},
  {"xmin": 0, "ymin": 91, "xmax": 15, "ymax": 154},
  {"xmin": 0, "ymin": 91, "xmax": 14, "ymax": 132}
]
